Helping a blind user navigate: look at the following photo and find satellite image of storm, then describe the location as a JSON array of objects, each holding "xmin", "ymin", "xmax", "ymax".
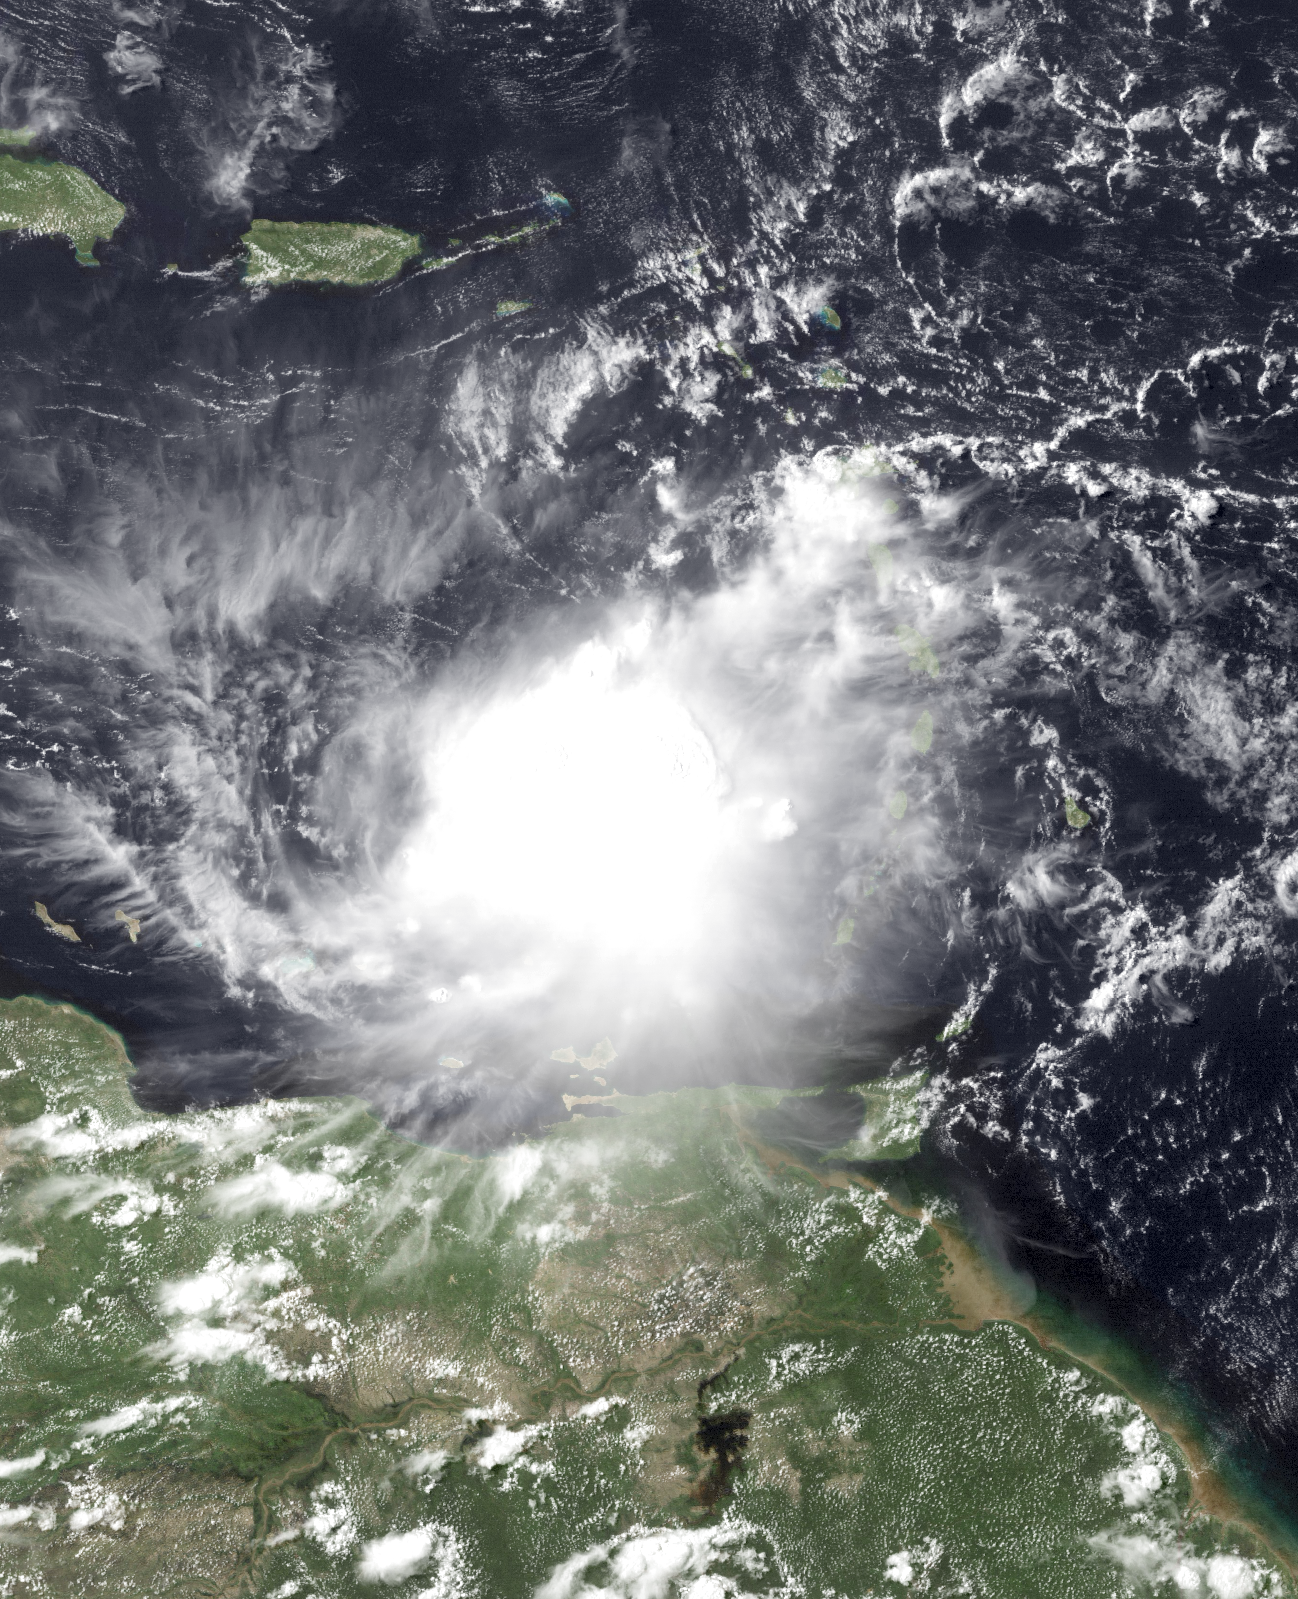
[{"xmin": 0, "ymin": 0, "xmax": 1295, "ymax": 1594}]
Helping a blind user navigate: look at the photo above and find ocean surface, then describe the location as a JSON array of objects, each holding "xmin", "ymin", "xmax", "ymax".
[{"xmin": 2, "ymin": 0, "xmax": 1298, "ymax": 1531}]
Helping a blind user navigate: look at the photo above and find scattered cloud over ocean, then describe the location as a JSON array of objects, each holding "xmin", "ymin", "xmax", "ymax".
[{"xmin": 201, "ymin": 35, "xmax": 340, "ymax": 210}]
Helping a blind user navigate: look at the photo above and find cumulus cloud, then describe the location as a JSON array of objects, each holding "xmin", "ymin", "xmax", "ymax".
[
  {"xmin": 79, "ymin": 1396, "xmax": 196, "ymax": 1437},
  {"xmin": 575, "ymin": 1396, "xmax": 625, "ymax": 1419},
  {"xmin": 103, "ymin": 31, "xmax": 162, "ymax": 93},
  {"xmin": 399, "ymin": 1449, "xmax": 450, "ymax": 1487},
  {"xmin": 359, "ymin": 1522, "xmax": 441, "ymax": 1586},
  {"xmin": 1275, "ymin": 849, "xmax": 1298, "ymax": 917},
  {"xmin": 536, "ymin": 1521, "xmax": 783, "ymax": 1599},
  {"xmin": 470, "ymin": 1423, "xmax": 544, "ymax": 1474},
  {"xmin": 1091, "ymin": 1534, "xmax": 1261, "ymax": 1598},
  {"xmin": 305, "ymin": 1480, "xmax": 357, "ymax": 1557},
  {"xmin": 148, "ymin": 1251, "xmax": 298, "ymax": 1377},
  {"xmin": 894, "ymin": 163, "xmax": 983, "ymax": 224},
  {"xmin": 207, "ymin": 1161, "xmax": 347, "ymax": 1219},
  {"xmin": 202, "ymin": 37, "xmax": 340, "ymax": 209}
]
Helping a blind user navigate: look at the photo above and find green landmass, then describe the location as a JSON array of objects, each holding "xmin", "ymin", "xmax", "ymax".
[
  {"xmin": 817, "ymin": 361, "xmax": 849, "ymax": 388},
  {"xmin": 825, "ymin": 1071, "xmax": 928, "ymax": 1162},
  {"xmin": 817, "ymin": 306, "xmax": 841, "ymax": 331},
  {"xmin": 0, "ymin": 129, "xmax": 35, "ymax": 147},
  {"xmin": 834, "ymin": 915, "xmax": 855, "ymax": 946},
  {"xmin": 868, "ymin": 541, "xmax": 894, "ymax": 583},
  {"xmin": 1066, "ymin": 794, "xmax": 1092, "ymax": 829},
  {"xmin": 938, "ymin": 1013, "xmax": 974, "ymax": 1042},
  {"xmin": 888, "ymin": 789, "xmax": 908, "ymax": 819},
  {"xmin": 496, "ymin": 298, "xmax": 533, "ymax": 317},
  {"xmin": 0, "ymin": 154, "xmax": 124, "ymax": 265},
  {"xmin": 896, "ymin": 623, "xmax": 940, "ymax": 678},
  {"xmin": 838, "ymin": 446, "xmax": 897, "ymax": 482},
  {"xmin": 421, "ymin": 208, "xmax": 564, "ymax": 274},
  {"xmin": 717, "ymin": 340, "xmax": 753, "ymax": 378},
  {"xmin": 0, "ymin": 997, "xmax": 1290, "ymax": 1597},
  {"xmin": 912, "ymin": 709, "xmax": 934, "ymax": 753},
  {"xmin": 240, "ymin": 220, "xmax": 422, "ymax": 288}
]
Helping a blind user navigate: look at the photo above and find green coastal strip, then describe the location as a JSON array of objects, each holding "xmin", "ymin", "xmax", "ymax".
[
  {"xmin": 0, "ymin": 128, "xmax": 36, "ymax": 147},
  {"xmin": 419, "ymin": 213, "xmax": 562, "ymax": 274},
  {"xmin": 0, "ymin": 153, "xmax": 125, "ymax": 266},
  {"xmin": 240, "ymin": 219, "xmax": 422, "ymax": 288}
]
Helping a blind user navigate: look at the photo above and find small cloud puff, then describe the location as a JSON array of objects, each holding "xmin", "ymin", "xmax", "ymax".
[
  {"xmin": 575, "ymin": 1396, "xmax": 626, "ymax": 1419},
  {"xmin": 358, "ymin": 1525, "xmax": 436, "ymax": 1584},
  {"xmin": 356, "ymin": 1521, "xmax": 466, "ymax": 1598},
  {"xmin": 399, "ymin": 1449, "xmax": 449, "ymax": 1490},
  {"xmin": 471, "ymin": 1424, "xmax": 544, "ymax": 1473}
]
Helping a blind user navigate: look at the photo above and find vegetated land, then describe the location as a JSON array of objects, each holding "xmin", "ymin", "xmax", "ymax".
[
  {"xmin": 0, "ymin": 154, "xmax": 125, "ymax": 264},
  {"xmin": 240, "ymin": 219, "xmax": 423, "ymax": 288},
  {"xmin": 421, "ymin": 199, "xmax": 567, "ymax": 273},
  {"xmin": 0, "ymin": 996, "xmax": 1288, "ymax": 1597}
]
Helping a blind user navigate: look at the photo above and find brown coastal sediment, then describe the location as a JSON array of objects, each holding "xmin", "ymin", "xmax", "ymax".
[
  {"xmin": 730, "ymin": 1114, "xmax": 1298, "ymax": 1584},
  {"xmin": 934, "ymin": 1214, "xmax": 1298, "ymax": 1571}
]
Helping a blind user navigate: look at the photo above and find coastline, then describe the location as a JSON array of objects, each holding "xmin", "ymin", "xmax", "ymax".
[
  {"xmin": 8, "ymin": 991, "xmax": 1294, "ymax": 1586},
  {"xmin": 734, "ymin": 1115, "xmax": 1298, "ymax": 1584}
]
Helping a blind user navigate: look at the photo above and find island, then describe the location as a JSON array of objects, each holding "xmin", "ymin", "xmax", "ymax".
[
  {"xmin": 239, "ymin": 220, "xmax": 422, "ymax": 289},
  {"xmin": 0, "ymin": 153, "xmax": 125, "ymax": 266},
  {"xmin": 896, "ymin": 622, "xmax": 941, "ymax": 678},
  {"xmin": 0, "ymin": 997, "xmax": 1289, "ymax": 1596},
  {"xmin": 420, "ymin": 200, "xmax": 568, "ymax": 275},
  {"xmin": 241, "ymin": 197, "xmax": 572, "ymax": 292}
]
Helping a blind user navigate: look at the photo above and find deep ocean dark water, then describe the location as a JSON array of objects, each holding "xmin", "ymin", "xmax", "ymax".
[{"xmin": 2, "ymin": 0, "xmax": 1298, "ymax": 1531}]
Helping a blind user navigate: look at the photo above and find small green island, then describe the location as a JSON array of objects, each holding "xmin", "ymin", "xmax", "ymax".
[
  {"xmin": 239, "ymin": 219, "xmax": 423, "ymax": 289},
  {"xmin": 420, "ymin": 202, "xmax": 567, "ymax": 274},
  {"xmin": 896, "ymin": 622, "xmax": 941, "ymax": 679},
  {"xmin": 0, "ymin": 153, "xmax": 125, "ymax": 266}
]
